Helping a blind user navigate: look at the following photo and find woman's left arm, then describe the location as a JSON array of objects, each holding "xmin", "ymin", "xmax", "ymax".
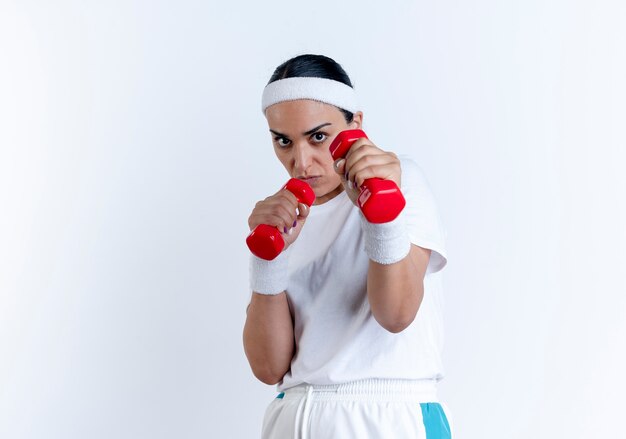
[
  {"xmin": 334, "ymin": 138, "xmax": 430, "ymax": 333},
  {"xmin": 366, "ymin": 245, "xmax": 431, "ymax": 333}
]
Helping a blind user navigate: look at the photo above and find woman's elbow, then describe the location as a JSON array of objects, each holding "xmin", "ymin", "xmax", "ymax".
[
  {"xmin": 375, "ymin": 303, "xmax": 420, "ymax": 333},
  {"xmin": 251, "ymin": 365, "xmax": 287, "ymax": 385},
  {"xmin": 378, "ymin": 314, "xmax": 416, "ymax": 333}
]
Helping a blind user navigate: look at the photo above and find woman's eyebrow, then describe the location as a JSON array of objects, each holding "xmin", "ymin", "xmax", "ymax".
[
  {"xmin": 303, "ymin": 123, "xmax": 332, "ymax": 136},
  {"xmin": 269, "ymin": 122, "xmax": 332, "ymax": 139},
  {"xmin": 269, "ymin": 129, "xmax": 288, "ymax": 138}
]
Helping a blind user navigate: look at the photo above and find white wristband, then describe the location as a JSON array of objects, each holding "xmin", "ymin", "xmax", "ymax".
[
  {"xmin": 359, "ymin": 212, "xmax": 411, "ymax": 264},
  {"xmin": 249, "ymin": 244, "xmax": 293, "ymax": 295}
]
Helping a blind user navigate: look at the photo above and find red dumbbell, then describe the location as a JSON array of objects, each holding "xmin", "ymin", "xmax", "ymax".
[
  {"xmin": 329, "ymin": 129, "xmax": 406, "ymax": 223},
  {"xmin": 246, "ymin": 178, "xmax": 316, "ymax": 260}
]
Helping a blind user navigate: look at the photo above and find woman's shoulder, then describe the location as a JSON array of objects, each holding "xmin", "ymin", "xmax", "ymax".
[{"xmin": 397, "ymin": 154, "xmax": 431, "ymax": 191}]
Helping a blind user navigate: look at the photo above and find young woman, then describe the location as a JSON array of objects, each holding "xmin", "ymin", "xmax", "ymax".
[{"xmin": 243, "ymin": 54, "xmax": 454, "ymax": 438}]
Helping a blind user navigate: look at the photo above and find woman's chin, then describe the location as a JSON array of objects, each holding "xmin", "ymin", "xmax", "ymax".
[{"xmin": 312, "ymin": 183, "xmax": 344, "ymax": 205}]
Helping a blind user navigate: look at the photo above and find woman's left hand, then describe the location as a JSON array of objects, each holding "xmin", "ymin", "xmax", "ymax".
[{"xmin": 332, "ymin": 138, "xmax": 402, "ymax": 206}]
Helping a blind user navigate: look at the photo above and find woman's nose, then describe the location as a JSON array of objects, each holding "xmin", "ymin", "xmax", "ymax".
[{"xmin": 292, "ymin": 143, "xmax": 312, "ymax": 175}]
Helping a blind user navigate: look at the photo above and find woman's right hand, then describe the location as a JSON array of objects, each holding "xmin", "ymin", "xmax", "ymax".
[{"xmin": 248, "ymin": 187, "xmax": 310, "ymax": 251}]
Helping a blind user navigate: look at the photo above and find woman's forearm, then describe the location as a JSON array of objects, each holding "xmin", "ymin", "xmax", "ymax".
[
  {"xmin": 366, "ymin": 245, "xmax": 431, "ymax": 333},
  {"xmin": 243, "ymin": 292, "xmax": 295, "ymax": 385}
]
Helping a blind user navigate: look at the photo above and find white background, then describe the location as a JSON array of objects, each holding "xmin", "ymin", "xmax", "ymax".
[{"xmin": 1, "ymin": 1, "xmax": 625, "ymax": 438}]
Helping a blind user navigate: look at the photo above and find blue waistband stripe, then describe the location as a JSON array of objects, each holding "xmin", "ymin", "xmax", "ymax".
[{"xmin": 420, "ymin": 402, "xmax": 451, "ymax": 438}]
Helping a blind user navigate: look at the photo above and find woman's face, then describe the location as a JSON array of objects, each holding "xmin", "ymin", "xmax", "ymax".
[{"xmin": 265, "ymin": 99, "xmax": 362, "ymax": 205}]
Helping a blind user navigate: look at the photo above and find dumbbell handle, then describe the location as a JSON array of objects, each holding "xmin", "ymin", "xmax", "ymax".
[
  {"xmin": 246, "ymin": 178, "xmax": 316, "ymax": 260},
  {"xmin": 329, "ymin": 129, "xmax": 406, "ymax": 223}
]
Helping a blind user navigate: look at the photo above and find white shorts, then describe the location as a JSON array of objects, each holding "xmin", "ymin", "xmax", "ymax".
[{"xmin": 261, "ymin": 378, "xmax": 454, "ymax": 439}]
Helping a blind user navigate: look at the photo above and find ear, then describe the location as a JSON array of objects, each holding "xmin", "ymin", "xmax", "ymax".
[{"xmin": 349, "ymin": 111, "xmax": 363, "ymax": 129}]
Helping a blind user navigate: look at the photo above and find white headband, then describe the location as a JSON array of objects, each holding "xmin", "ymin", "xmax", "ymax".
[{"xmin": 261, "ymin": 77, "xmax": 359, "ymax": 114}]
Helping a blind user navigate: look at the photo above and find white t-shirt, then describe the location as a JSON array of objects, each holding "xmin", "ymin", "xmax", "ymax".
[{"xmin": 276, "ymin": 156, "xmax": 449, "ymax": 392}]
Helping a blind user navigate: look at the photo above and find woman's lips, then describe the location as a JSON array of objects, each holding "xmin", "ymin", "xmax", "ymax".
[{"xmin": 299, "ymin": 176, "xmax": 321, "ymax": 186}]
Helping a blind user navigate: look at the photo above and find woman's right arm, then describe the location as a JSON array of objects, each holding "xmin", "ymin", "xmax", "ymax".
[
  {"xmin": 241, "ymin": 187, "xmax": 310, "ymax": 385},
  {"xmin": 243, "ymin": 292, "xmax": 295, "ymax": 385}
]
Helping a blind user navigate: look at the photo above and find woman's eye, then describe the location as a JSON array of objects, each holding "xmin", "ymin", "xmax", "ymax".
[
  {"xmin": 276, "ymin": 137, "xmax": 291, "ymax": 147},
  {"xmin": 312, "ymin": 132, "xmax": 327, "ymax": 143}
]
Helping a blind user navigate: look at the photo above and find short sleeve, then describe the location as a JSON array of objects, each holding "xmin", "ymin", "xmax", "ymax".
[{"xmin": 398, "ymin": 156, "xmax": 448, "ymax": 275}]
